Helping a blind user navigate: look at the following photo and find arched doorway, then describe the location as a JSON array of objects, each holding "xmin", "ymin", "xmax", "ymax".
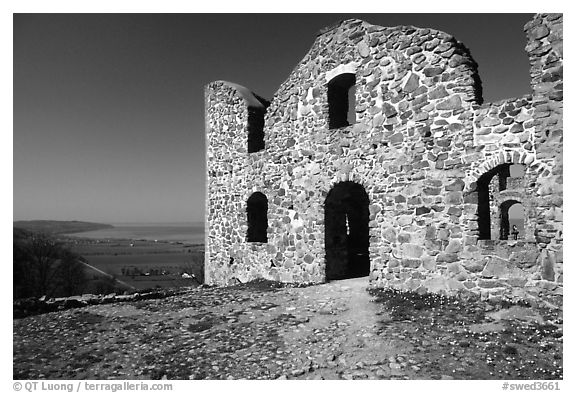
[{"xmin": 324, "ymin": 181, "xmax": 370, "ymax": 280}]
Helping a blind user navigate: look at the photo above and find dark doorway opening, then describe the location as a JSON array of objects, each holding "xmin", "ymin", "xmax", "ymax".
[{"xmin": 324, "ymin": 181, "xmax": 370, "ymax": 280}]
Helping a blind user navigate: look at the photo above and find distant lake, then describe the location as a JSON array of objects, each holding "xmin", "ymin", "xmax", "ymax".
[{"xmin": 66, "ymin": 222, "xmax": 205, "ymax": 244}]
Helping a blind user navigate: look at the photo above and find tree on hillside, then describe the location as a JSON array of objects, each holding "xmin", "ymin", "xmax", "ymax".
[
  {"xmin": 26, "ymin": 234, "xmax": 63, "ymax": 297},
  {"xmin": 55, "ymin": 249, "xmax": 87, "ymax": 297},
  {"xmin": 13, "ymin": 233, "xmax": 33, "ymax": 298},
  {"xmin": 13, "ymin": 231, "xmax": 87, "ymax": 299}
]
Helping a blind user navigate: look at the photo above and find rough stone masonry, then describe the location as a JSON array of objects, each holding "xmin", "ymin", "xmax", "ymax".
[{"xmin": 204, "ymin": 14, "xmax": 562, "ymax": 302}]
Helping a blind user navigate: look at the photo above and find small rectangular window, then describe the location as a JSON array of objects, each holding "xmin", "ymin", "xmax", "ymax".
[{"xmin": 328, "ymin": 73, "xmax": 356, "ymax": 129}]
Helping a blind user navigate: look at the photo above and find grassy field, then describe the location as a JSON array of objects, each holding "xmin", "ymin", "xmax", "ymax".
[
  {"xmin": 64, "ymin": 237, "xmax": 205, "ymax": 292},
  {"xmin": 66, "ymin": 238, "xmax": 198, "ymax": 255}
]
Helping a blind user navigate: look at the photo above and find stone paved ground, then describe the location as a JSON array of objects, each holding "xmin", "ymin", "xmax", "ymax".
[{"xmin": 13, "ymin": 278, "xmax": 562, "ymax": 380}]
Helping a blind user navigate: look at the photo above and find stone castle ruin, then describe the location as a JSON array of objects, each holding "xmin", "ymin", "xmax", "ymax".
[{"xmin": 204, "ymin": 14, "xmax": 562, "ymax": 302}]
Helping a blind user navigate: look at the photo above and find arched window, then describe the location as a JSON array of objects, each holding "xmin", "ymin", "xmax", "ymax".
[
  {"xmin": 247, "ymin": 192, "xmax": 268, "ymax": 242},
  {"xmin": 476, "ymin": 163, "xmax": 526, "ymax": 240},
  {"xmin": 327, "ymin": 73, "xmax": 356, "ymax": 129},
  {"xmin": 500, "ymin": 201, "xmax": 524, "ymax": 240}
]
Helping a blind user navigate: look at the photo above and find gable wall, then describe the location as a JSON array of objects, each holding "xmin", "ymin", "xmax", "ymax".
[{"xmin": 204, "ymin": 14, "xmax": 562, "ymax": 302}]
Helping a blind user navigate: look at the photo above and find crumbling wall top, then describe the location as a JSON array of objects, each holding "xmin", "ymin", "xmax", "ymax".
[
  {"xmin": 206, "ymin": 80, "xmax": 268, "ymax": 108},
  {"xmin": 271, "ymin": 18, "xmax": 483, "ymax": 107}
]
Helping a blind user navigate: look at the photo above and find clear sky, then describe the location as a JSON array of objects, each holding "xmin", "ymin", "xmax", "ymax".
[{"xmin": 13, "ymin": 13, "xmax": 534, "ymax": 224}]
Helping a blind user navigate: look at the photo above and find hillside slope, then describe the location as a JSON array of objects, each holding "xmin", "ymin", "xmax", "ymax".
[{"xmin": 13, "ymin": 220, "xmax": 113, "ymax": 235}]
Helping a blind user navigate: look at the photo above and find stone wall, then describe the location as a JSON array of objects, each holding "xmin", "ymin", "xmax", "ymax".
[{"xmin": 204, "ymin": 14, "xmax": 562, "ymax": 302}]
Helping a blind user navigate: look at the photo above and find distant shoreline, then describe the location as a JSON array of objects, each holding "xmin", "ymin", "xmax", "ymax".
[
  {"xmin": 64, "ymin": 224, "xmax": 204, "ymax": 245},
  {"xmin": 105, "ymin": 222, "xmax": 205, "ymax": 227},
  {"xmin": 13, "ymin": 220, "xmax": 114, "ymax": 235}
]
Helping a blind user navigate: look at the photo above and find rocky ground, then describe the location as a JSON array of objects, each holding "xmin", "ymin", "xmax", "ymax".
[{"xmin": 13, "ymin": 278, "xmax": 562, "ymax": 380}]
